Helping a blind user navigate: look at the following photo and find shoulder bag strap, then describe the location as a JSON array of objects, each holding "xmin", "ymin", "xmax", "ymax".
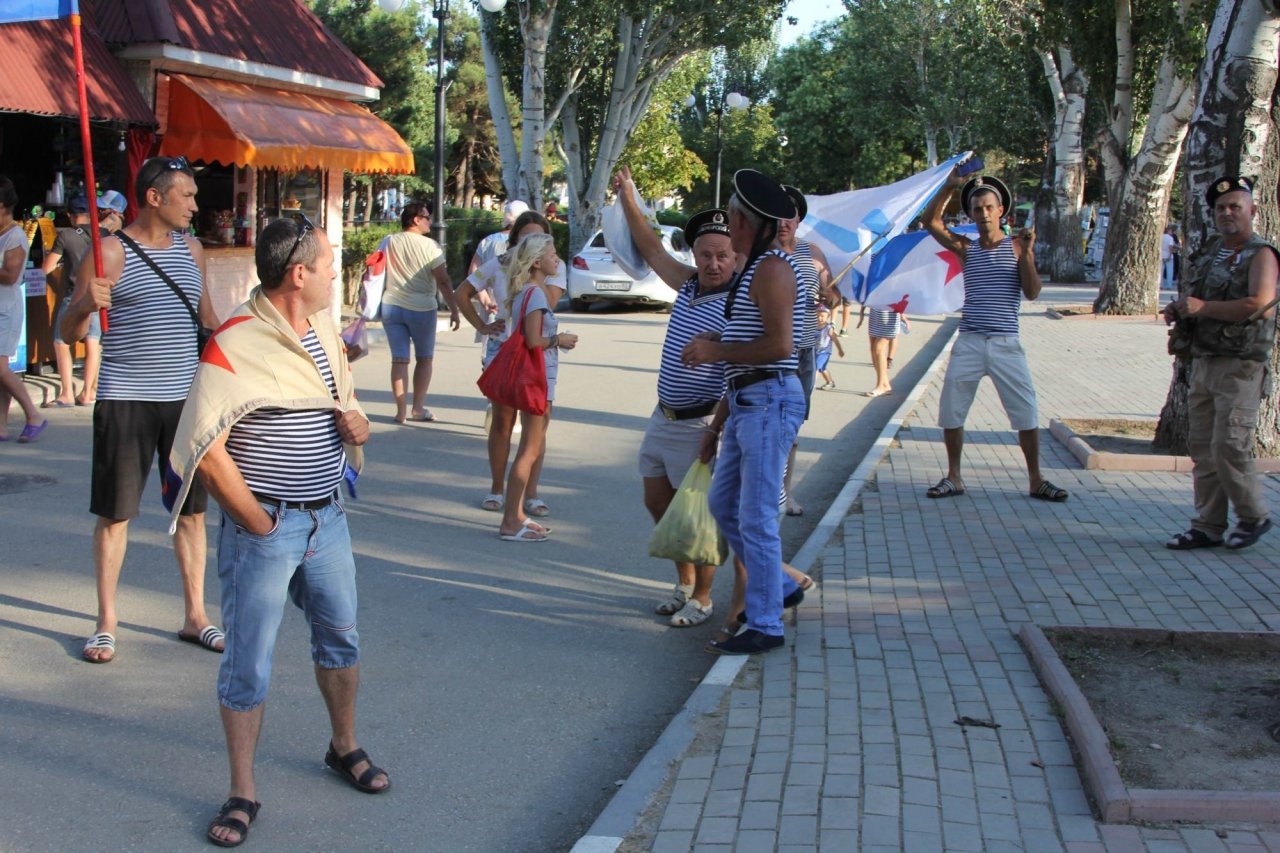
[{"xmin": 115, "ymin": 231, "xmax": 201, "ymax": 332}]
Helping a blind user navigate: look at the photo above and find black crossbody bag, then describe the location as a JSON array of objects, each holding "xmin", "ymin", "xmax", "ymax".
[{"xmin": 116, "ymin": 231, "xmax": 212, "ymax": 354}]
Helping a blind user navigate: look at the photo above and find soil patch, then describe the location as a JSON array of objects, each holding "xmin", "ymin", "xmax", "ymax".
[
  {"xmin": 1050, "ymin": 304, "xmax": 1095, "ymax": 317},
  {"xmin": 1060, "ymin": 418, "xmax": 1166, "ymax": 457},
  {"xmin": 1045, "ymin": 628, "xmax": 1280, "ymax": 792}
]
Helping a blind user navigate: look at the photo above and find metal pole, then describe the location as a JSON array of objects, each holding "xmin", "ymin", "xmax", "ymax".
[
  {"xmin": 713, "ymin": 105, "xmax": 723, "ymax": 209},
  {"xmin": 432, "ymin": 0, "xmax": 448, "ymax": 247}
]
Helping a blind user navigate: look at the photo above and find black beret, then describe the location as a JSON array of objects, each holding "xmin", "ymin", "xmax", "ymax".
[
  {"xmin": 683, "ymin": 208, "xmax": 731, "ymax": 247},
  {"xmin": 733, "ymin": 169, "xmax": 796, "ymax": 221},
  {"xmin": 783, "ymin": 185, "xmax": 808, "ymax": 222},
  {"xmin": 1207, "ymin": 175, "xmax": 1254, "ymax": 205},
  {"xmin": 960, "ymin": 175, "xmax": 1012, "ymax": 214}
]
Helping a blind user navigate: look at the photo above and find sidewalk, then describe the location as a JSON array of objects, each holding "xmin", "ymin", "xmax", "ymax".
[{"xmin": 585, "ymin": 303, "xmax": 1280, "ymax": 851}]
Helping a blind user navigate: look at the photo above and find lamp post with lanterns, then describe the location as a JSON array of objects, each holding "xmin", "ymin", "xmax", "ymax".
[
  {"xmin": 378, "ymin": 0, "xmax": 507, "ymax": 247},
  {"xmin": 685, "ymin": 91, "xmax": 749, "ymax": 208}
]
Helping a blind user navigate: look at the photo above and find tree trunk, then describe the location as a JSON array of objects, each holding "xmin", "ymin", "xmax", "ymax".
[
  {"xmin": 516, "ymin": 1, "xmax": 556, "ymax": 209},
  {"xmin": 1093, "ymin": 2, "xmax": 1196, "ymax": 315},
  {"xmin": 363, "ymin": 182, "xmax": 375, "ymax": 223},
  {"xmin": 1097, "ymin": 0, "xmax": 1135, "ymax": 213},
  {"xmin": 479, "ymin": 11, "xmax": 522, "ymax": 201},
  {"xmin": 345, "ymin": 181, "xmax": 358, "ymax": 226},
  {"xmin": 1039, "ymin": 46, "xmax": 1088, "ymax": 283},
  {"xmin": 1157, "ymin": 0, "xmax": 1280, "ymax": 453}
]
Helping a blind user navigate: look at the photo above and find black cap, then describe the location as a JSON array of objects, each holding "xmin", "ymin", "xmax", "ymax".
[
  {"xmin": 683, "ymin": 208, "xmax": 731, "ymax": 247},
  {"xmin": 1207, "ymin": 175, "xmax": 1254, "ymax": 206},
  {"xmin": 960, "ymin": 175, "xmax": 1012, "ymax": 214},
  {"xmin": 68, "ymin": 195, "xmax": 90, "ymax": 214},
  {"xmin": 783, "ymin": 185, "xmax": 808, "ymax": 222},
  {"xmin": 732, "ymin": 169, "xmax": 796, "ymax": 221}
]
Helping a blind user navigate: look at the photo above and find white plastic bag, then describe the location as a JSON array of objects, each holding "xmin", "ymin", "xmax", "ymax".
[
  {"xmin": 357, "ymin": 237, "xmax": 391, "ymax": 321},
  {"xmin": 601, "ymin": 184, "xmax": 658, "ymax": 281}
]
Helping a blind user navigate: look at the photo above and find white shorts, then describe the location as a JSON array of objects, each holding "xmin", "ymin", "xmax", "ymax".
[
  {"xmin": 637, "ymin": 405, "xmax": 713, "ymax": 488},
  {"xmin": 938, "ymin": 332, "xmax": 1039, "ymax": 431},
  {"xmin": 0, "ymin": 288, "xmax": 23, "ymax": 358}
]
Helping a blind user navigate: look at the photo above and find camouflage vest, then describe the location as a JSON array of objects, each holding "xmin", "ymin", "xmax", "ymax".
[{"xmin": 1188, "ymin": 233, "xmax": 1278, "ymax": 362}]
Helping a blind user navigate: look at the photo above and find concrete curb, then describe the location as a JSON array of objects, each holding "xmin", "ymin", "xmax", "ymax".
[
  {"xmin": 569, "ymin": 329, "xmax": 960, "ymax": 853},
  {"xmin": 1020, "ymin": 623, "xmax": 1280, "ymax": 824},
  {"xmin": 1048, "ymin": 418, "xmax": 1280, "ymax": 474}
]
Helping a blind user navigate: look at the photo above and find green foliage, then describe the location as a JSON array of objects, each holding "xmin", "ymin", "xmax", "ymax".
[
  {"xmin": 767, "ymin": 2, "xmax": 1048, "ymax": 194},
  {"xmin": 620, "ymin": 56, "xmax": 711, "ymax": 199},
  {"xmin": 309, "ymin": 0, "xmax": 432, "ymax": 189},
  {"xmin": 340, "ymin": 222, "xmax": 398, "ymax": 285}
]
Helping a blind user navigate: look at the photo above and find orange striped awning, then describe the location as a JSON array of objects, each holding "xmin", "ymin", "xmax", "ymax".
[{"xmin": 157, "ymin": 73, "xmax": 413, "ymax": 175}]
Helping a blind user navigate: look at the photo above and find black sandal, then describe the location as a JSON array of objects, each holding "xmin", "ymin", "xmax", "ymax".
[
  {"xmin": 1226, "ymin": 518, "xmax": 1272, "ymax": 550},
  {"xmin": 207, "ymin": 797, "xmax": 260, "ymax": 848},
  {"xmin": 324, "ymin": 743, "xmax": 391, "ymax": 794},
  {"xmin": 1166, "ymin": 529, "xmax": 1223, "ymax": 550},
  {"xmin": 1030, "ymin": 480, "xmax": 1069, "ymax": 502}
]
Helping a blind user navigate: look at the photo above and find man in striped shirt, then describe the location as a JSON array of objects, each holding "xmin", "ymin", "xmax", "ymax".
[
  {"xmin": 64, "ymin": 155, "xmax": 222, "ymax": 664},
  {"xmin": 196, "ymin": 219, "xmax": 384, "ymax": 846},
  {"xmin": 684, "ymin": 169, "xmax": 807, "ymax": 655},
  {"xmin": 922, "ymin": 168, "xmax": 1069, "ymax": 503},
  {"xmin": 614, "ymin": 166, "xmax": 735, "ymax": 628}
]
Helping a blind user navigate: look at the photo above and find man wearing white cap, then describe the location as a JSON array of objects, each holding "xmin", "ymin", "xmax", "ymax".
[{"xmin": 469, "ymin": 199, "xmax": 531, "ymax": 275}]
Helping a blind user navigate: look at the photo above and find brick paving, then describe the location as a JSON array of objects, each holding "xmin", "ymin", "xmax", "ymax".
[{"xmin": 638, "ymin": 307, "xmax": 1280, "ymax": 851}]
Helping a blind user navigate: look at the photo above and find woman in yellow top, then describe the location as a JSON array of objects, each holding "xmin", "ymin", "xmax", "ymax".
[{"xmin": 381, "ymin": 202, "xmax": 461, "ymax": 423}]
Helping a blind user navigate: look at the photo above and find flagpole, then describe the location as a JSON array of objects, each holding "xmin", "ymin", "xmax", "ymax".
[{"xmin": 68, "ymin": 1, "xmax": 108, "ymax": 332}]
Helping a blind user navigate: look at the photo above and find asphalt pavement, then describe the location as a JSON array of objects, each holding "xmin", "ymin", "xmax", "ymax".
[{"xmin": 0, "ymin": 299, "xmax": 952, "ymax": 852}]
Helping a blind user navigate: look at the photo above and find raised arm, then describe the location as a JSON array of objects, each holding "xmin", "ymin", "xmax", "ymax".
[
  {"xmin": 613, "ymin": 166, "xmax": 696, "ymax": 289},
  {"xmin": 923, "ymin": 168, "xmax": 970, "ymax": 259}
]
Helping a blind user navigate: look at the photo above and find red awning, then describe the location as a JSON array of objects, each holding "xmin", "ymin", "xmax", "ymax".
[
  {"xmin": 0, "ymin": 19, "xmax": 154, "ymax": 124},
  {"xmin": 158, "ymin": 74, "xmax": 413, "ymax": 175}
]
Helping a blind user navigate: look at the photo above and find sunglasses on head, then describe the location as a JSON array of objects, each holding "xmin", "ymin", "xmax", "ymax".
[
  {"xmin": 143, "ymin": 155, "xmax": 192, "ymax": 194},
  {"xmin": 278, "ymin": 214, "xmax": 316, "ymax": 281}
]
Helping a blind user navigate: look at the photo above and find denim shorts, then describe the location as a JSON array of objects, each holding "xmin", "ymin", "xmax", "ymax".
[
  {"xmin": 216, "ymin": 499, "xmax": 359, "ymax": 711},
  {"xmin": 53, "ymin": 295, "xmax": 102, "ymax": 344},
  {"xmin": 381, "ymin": 303, "xmax": 438, "ymax": 361}
]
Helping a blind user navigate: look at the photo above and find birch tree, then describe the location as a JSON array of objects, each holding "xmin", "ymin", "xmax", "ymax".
[
  {"xmin": 1092, "ymin": 0, "xmax": 1204, "ymax": 314},
  {"xmin": 1037, "ymin": 47, "xmax": 1090, "ymax": 282},
  {"xmin": 1154, "ymin": 0, "xmax": 1280, "ymax": 454}
]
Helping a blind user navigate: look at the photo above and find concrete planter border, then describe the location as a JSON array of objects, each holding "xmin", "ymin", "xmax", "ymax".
[
  {"xmin": 1019, "ymin": 623, "xmax": 1280, "ymax": 824},
  {"xmin": 1049, "ymin": 418, "xmax": 1280, "ymax": 474}
]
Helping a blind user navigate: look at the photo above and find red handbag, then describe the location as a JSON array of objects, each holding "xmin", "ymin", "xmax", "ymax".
[{"xmin": 477, "ymin": 288, "xmax": 549, "ymax": 415}]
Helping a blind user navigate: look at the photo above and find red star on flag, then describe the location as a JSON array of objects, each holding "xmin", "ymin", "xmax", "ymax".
[
  {"xmin": 937, "ymin": 250, "xmax": 963, "ymax": 285},
  {"xmin": 200, "ymin": 315, "xmax": 254, "ymax": 373}
]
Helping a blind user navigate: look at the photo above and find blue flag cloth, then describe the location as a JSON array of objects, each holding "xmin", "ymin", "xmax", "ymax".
[{"xmin": 0, "ymin": 0, "xmax": 76, "ymax": 24}]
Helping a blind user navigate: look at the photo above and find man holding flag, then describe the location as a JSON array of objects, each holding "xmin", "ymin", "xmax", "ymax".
[{"xmin": 921, "ymin": 167, "xmax": 1068, "ymax": 503}]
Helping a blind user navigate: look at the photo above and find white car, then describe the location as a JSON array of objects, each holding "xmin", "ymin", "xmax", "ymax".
[{"xmin": 567, "ymin": 226, "xmax": 692, "ymax": 312}]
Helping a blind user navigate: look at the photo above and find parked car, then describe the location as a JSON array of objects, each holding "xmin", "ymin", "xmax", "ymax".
[{"xmin": 566, "ymin": 226, "xmax": 692, "ymax": 312}]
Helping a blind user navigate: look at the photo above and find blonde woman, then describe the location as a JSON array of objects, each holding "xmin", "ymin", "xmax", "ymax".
[{"xmin": 497, "ymin": 233, "xmax": 577, "ymax": 542}]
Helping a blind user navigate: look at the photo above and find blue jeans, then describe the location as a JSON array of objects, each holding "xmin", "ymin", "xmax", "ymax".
[
  {"xmin": 381, "ymin": 303, "xmax": 438, "ymax": 361},
  {"xmin": 216, "ymin": 500, "xmax": 360, "ymax": 711},
  {"xmin": 709, "ymin": 374, "xmax": 805, "ymax": 636}
]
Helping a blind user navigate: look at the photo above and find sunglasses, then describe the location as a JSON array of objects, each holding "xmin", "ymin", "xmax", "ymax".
[
  {"xmin": 278, "ymin": 213, "xmax": 315, "ymax": 282},
  {"xmin": 144, "ymin": 155, "xmax": 191, "ymax": 191}
]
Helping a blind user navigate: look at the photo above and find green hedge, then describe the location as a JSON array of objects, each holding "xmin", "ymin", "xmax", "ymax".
[{"xmin": 342, "ymin": 207, "xmax": 571, "ymax": 294}]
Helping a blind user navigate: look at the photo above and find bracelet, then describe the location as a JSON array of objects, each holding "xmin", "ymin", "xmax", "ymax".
[{"xmin": 549, "ymin": 334, "xmax": 559, "ymax": 350}]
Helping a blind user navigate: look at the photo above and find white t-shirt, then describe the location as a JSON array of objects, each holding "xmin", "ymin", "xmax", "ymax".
[
  {"xmin": 0, "ymin": 224, "xmax": 32, "ymax": 357},
  {"xmin": 1161, "ymin": 233, "xmax": 1175, "ymax": 261},
  {"xmin": 464, "ymin": 254, "xmax": 566, "ymax": 336}
]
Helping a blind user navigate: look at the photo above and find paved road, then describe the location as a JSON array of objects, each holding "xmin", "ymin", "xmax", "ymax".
[
  {"xmin": 613, "ymin": 289, "xmax": 1280, "ymax": 851},
  {"xmin": 0, "ymin": 300, "xmax": 951, "ymax": 852}
]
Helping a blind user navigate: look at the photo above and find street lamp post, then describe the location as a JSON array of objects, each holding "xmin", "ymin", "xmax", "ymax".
[
  {"xmin": 686, "ymin": 91, "xmax": 749, "ymax": 208},
  {"xmin": 379, "ymin": 0, "xmax": 507, "ymax": 247}
]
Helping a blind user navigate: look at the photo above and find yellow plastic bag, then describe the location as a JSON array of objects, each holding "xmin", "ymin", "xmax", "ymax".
[{"xmin": 648, "ymin": 461, "xmax": 727, "ymax": 566}]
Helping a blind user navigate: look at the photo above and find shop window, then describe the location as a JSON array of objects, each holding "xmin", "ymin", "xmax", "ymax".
[
  {"xmin": 190, "ymin": 162, "xmax": 236, "ymax": 247},
  {"xmin": 257, "ymin": 169, "xmax": 326, "ymax": 234}
]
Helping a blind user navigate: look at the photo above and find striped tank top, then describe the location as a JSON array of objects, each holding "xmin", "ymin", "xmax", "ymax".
[
  {"xmin": 959, "ymin": 237, "xmax": 1022, "ymax": 336},
  {"xmin": 99, "ymin": 232, "xmax": 203, "ymax": 401},
  {"xmin": 658, "ymin": 277, "xmax": 729, "ymax": 408},
  {"xmin": 790, "ymin": 240, "xmax": 820, "ymax": 349},
  {"xmin": 722, "ymin": 249, "xmax": 802, "ymax": 380},
  {"xmin": 226, "ymin": 329, "xmax": 347, "ymax": 501}
]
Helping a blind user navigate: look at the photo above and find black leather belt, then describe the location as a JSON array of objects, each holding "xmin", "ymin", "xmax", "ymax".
[
  {"xmin": 659, "ymin": 400, "xmax": 718, "ymax": 421},
  {"xmin": 727, "ymin": 369, "xmax": 797, "ymax": 391},
  {"xmin": 252, "ymin": 490, "xmax": 336, "ymax": 511}
]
